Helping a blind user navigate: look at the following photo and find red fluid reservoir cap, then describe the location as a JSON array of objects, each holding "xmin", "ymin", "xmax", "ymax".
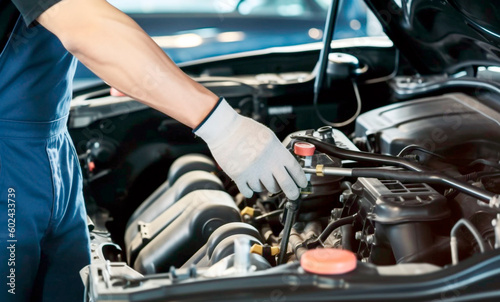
[
  {"xmin": 88, "ymin": 161, "xmax": 96, "ymax": 172},
  {"xmin": 110, "ymin": 87, "xmax": 126, "ymax": 97},
  {"xmin": 301, "ymin": 248, "xmax": 357, "ymax": 275},
  {"xmin": 294, "ymin": 142, "xmax": 315, "ymax": 157}
]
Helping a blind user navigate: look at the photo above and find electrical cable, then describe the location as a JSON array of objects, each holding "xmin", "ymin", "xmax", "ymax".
[
  {"xmin": 311, "ymin": 0, "xmax": 399, "ymax": 128},
  {"xmin": 362, "ymin": 49, "xmax": 400, "ymax": 85},
  {"xmin": 314, "ymin": 78, "xmax": 363, "ymax": 127},
  {"xmin": 255, "ymin": 209, "xmax": 284, "ymax": 222},
  {"xmin": 397, "ymin": 144, "xmax": 446, "ymax": 160},
  {"xmin": 450, "ymin": 218, "xmax": 486, "ymax": 265}
]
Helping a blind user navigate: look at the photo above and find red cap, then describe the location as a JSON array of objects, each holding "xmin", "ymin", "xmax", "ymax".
[
  {"xmin": 88, "ymin": 161, "xmax": 96, "ymax": 172},
  {"xmin": 110, "ymin": 87, "xmax": 126, "ymax": 97},
  {"xmin": 294, "ymin": 142, "xmax": 315, "ymax": 157},
  {"xmin": 300, "ymin": 249, "xmax": 357, "ymax": 275}
]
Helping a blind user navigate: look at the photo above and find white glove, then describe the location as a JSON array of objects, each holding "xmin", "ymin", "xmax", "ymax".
[{"xmin": 194, "ymin": 98, "xmax": 307, "ymax": 200}]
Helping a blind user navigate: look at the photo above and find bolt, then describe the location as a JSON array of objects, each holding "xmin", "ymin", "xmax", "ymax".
[
  {"xmin": 355, "ymin": 231, "xmax": 363, "ymax": 240},
  {"xmin": 366, "ymin": 234, "xmax": 375, "ymax": 245},
  {"xmin": 339, "ymin": 194, "xmax": 345, "ymax": 203}
]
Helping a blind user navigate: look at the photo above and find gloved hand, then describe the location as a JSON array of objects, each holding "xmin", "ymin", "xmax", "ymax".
[{"xmin": 195, "ymin": 98, "xmax": 307, "ymax": 200}]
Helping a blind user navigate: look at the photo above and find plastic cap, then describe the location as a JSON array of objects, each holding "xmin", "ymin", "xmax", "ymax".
[
  {"xmin": 300, "ymin": 249, "xmax": 357, "ymax": 275},
  {"xmin": 240, "ymin": 207, "xmax": 255, "ymax": 218},
  {"xmin": 294, "ymin": 142, "xmax": 315, "ymax": 157},
  {"xmin": 88, "ymin": 161, "xmax": 96, "ymax": 172}
]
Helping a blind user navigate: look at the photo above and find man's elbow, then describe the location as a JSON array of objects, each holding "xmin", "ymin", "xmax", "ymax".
[{"xmin": 56, "ymin": 28, "xmax": 94, "ymax": 56}]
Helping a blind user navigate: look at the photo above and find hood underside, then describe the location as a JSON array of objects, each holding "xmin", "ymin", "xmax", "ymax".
[{"xmin": 363, "ymin": 0, "xmax": 500, "ymax": 74}]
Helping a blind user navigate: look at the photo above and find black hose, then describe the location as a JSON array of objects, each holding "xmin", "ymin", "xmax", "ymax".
[
  {"xmin": 467, "ymin": 159, "xmax": 500, "ymax": 171},
  {"xmin": 457, "ymin": 171, "xmax": 500, "ymax": 182},
  {"xmin": 294, "ymin": 136, "xmax": 496, "ymax": 201},
  {"xmin": 292, "ymin": 135, "xmax": 427, "ymax": 172},
  {"xmin": 303, "ymin": 166, "xmax": 497, "ymax": 202},
  {"xmin": 288, "ymin": 232, "xmax": 309, "ymax": 261},
  {"xmin": 318, "ymin": 214, "xmax": 358, "ymax": 244},
  {"xmin": 306, "ymin": 214, "xmax": 358, "ymax": 248},
  {"xmin": 350, "ymin": 168, "xmax": 495, "ymax": 202}
]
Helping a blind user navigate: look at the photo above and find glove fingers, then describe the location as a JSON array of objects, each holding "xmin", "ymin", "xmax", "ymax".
[
  {"xmin": 236, "ymin": 181, "xmax": 254, "ymax": 198},
  {"xmin": 275, "ymin": 167, "xmax": 301, "ymax": 200},
  {"xmin": 283, "ymin": 154, "xmax": 308, "ymax": 188},
  {"xmin": 260, "ymin": 174, "xmax": 280, "ymax": 194},
  {"xmin": 247, "ymin": 179, "xmax": 265, "ymax": 193}
]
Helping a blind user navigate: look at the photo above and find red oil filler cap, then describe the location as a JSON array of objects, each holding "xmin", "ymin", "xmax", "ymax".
[
  {"xmin": 294, "ymin": 142, "xmax": 315, "ymax": 157},
  {"xmin": 300, "ymin": 248, "xmax": 357, "ymax": 275}
]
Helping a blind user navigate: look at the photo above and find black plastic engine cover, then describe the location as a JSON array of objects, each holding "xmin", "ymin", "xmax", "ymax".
[
  {"xmin": 353, "ymin": 178, "xmax": 450, "ymax": 265},
  {"xmin": 353, "ymin": 178, "xmax": 450, "ymax": 224},
  {"xmin": 355, "ymin": 93, "xmax": 500, "ymax": 158},
  {"xmin": 124, "ymin": 170, "xmax": 223, "ymax": 249},
  {"xmin": 133, "ymin": 190, "xmax": 241, "ymax": 274},
  {"xmin": 125, "ymin": 154, "xmax": 216, "ymax": 231}
]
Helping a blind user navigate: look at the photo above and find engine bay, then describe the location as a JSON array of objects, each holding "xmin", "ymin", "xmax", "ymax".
[
  {"xmin": 74, "ymin": 70, "xmax": 500, "ymax": 300},
  {"xmin": 119, "ymin": 92, "xmax": 500, "ymax": 271},
  {"xmin": 67, "ymin": 0, "xmax": 500, "ymax": 299}
]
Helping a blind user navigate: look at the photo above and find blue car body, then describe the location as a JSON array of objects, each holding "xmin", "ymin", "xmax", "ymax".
[{"xmin": 73, "ymin": 0, "xmax": 369, "ymax": 85}]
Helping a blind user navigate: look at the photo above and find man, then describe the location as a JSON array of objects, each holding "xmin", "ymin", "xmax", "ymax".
[{"xmin": 0, "ymin": 0, "xmax": 307, "ymax": 301}]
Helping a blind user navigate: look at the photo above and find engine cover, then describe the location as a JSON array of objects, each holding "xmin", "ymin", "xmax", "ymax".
[
  {"xmin": 352, "ymin": 178, "xmax": 451, "ymax": 265},
  {"xmin": 355, "ymin": 93, "xmax": 500, "ymax": 158}
]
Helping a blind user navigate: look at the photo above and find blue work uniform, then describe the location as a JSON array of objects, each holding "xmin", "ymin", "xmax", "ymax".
[{"xmin": 0, "ymin": 1, "xmax": 91, "ymax": 301}]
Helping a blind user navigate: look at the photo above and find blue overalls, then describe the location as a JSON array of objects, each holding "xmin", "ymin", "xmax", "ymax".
[{"xmin": 0, "ymin": 14, "xmax": 91, "ymax": 302}]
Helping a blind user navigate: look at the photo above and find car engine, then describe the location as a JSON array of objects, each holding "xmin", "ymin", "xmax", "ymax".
[
  {"xmin": 120, "ymin": 91, "xmax": 499, "ymax": 272},
  {"xmin": 76, "ymin": 79, "xmax": 500, "ymax": 300}
]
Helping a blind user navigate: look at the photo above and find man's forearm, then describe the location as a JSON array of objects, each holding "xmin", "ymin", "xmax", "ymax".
[{"xmin": 37, "ymin": 0, "xmax": 218, "ymax": 128}]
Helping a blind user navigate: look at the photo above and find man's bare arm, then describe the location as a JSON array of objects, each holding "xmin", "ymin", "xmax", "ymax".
[
  {"xmin": 37, "ymin": 0, "xmax": 218, "ymax": 128},
  {"xmin": 38, "ymin": 0, "xmax": 308, "ymax": 200}
]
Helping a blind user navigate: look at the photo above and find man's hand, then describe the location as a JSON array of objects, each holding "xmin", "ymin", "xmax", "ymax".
[{"xmin": 195, "ymin": 99, "xmax": 307, "ymax": 200}]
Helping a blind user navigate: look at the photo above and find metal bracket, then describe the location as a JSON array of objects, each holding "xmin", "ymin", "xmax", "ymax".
[{"xmin": 138, "ymin": 221, "xmax": 152, "ymax": 244}]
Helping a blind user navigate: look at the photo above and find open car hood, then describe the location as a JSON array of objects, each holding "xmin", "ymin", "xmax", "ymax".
[{"xmin": 363, "ymin": 0, "xmax": 500, "ymax": 74}]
